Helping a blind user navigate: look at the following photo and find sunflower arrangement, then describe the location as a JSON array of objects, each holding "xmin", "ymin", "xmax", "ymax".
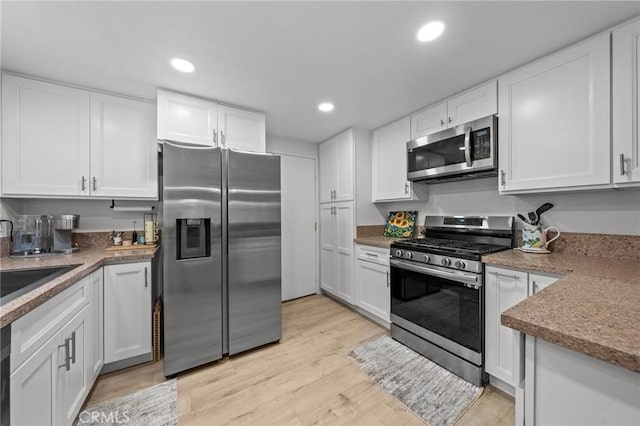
[{"xmin": 383, "ymin": 211, "xmax": 417, "ymax": 238}]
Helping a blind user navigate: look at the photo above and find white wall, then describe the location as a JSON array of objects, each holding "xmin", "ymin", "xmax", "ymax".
[
  {"xmin": 367, "ymin": 177, "xmax": 640, "ymax": 235},
  {"xmin": 20, "ymin": 199, "xmax": 157, "ymax": 232},
  {"xmin": 267, "ymin": 135, "xmax": 318, "ymax": 159}
]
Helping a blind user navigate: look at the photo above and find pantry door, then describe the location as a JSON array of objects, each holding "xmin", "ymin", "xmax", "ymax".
[{"xmin": 280, "ymin": 154, "xmax": 318, "ymax": 301}]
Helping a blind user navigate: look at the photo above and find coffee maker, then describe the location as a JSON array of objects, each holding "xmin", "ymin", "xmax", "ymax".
[
  {"xmin": 51, "ymin": 215, "xmax": 80, "ymax": 253},
  {"xmin": 10, "ymin": 215, "xmax": 52, "ymax": 256}
]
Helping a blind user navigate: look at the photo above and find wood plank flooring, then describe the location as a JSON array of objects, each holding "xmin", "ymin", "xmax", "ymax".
[{"xmin": 86, "ymin": 294, "xmax": 514, "ymax": 425}]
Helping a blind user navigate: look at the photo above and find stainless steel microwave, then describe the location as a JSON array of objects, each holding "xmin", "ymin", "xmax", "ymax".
[{"xmin": 407, "ymin": 115, "xmax": 497, "ymax": 182}]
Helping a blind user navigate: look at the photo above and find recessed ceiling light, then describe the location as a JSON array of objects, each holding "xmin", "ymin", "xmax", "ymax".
[
  {"xmin": 417, "ymin": 21, "xmax": 445, "ymax": 42},
  {"xmin": 171, "ymin": 57, "xmax": 196, "ymax": 73},
  {"xmin": 318, "ymin": 102, "xmax": 334, "ymax": 112}
]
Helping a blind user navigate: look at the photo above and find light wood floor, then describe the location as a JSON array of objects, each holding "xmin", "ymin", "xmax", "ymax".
[{"xmin": 86, "ymin": 294, "xmax": 514, "ymax": 425}]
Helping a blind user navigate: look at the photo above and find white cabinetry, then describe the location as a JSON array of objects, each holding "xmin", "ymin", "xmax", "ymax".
[
  {"xmin": 372, "ymin": 117, "xmax": 413, "ymax": 201},
  {"xmin": 88, "ymin": 268, "xmax": 104, "ymax": 381},
  {"xmin": 10, "ymin": 274, "xmax": 92, "ymax": 426},
  {"xmin": 485, "ymin": 266, "xmax": 529, "ymax": 388},
  {"xmin": 319, "ymin": 202, "xmax": 355, "ymax": 304},
  {"xmin": 485, "ymin": 265, "xmax": 560, "ymax": 393},
  {"xmin": 2, "ymin": 74, "xmax": 90, "ymax": 197},
  {"xmin": 613, "ymin": 17, "xmax": 640, "ymax": 185},
  {"xmin": 319, "ymin": 129, "xmax": 354, "ymax": 203},
  {"xmin": 411, "ymin": 80, "xmax": 497, "ymax": 139},
  {"xmin": 1, "ymin": 74, "xmax": 157, "ymax": 199},
  {"xmin": 355, "ymin": 245, "xmax": 390, "ymax": 323},
  {"xmin": 90, "ymin": 93, "xmax": 157, "ymax": 198},
  {"xmin": 498, "ymin": 33, "xmax": 610, "ymax": 193},
  {"xmin": 104, "ymin": 261, "xmax": 152, "ymax": 364},
  {"xmin": 157, "ymin": 89, "xmax": 265, "ymax": 153}
]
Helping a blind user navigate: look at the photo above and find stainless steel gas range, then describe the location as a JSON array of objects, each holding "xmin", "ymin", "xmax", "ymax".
[{"xmin": 389, "ymin": 216, "xmax": 514, "ymax": 386}]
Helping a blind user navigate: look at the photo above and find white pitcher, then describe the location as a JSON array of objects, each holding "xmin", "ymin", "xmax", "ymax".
[{"xmin": 522, "ymin": 225, "xmax": 560, "ymax": 250}]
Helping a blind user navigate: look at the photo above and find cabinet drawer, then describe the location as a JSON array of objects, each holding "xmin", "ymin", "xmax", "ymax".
[
  {"xmin": 356, "ymin": 245, "xmax": 390, "ymax": 266},
  {"xmin": 11, "ymin": 275, "xmax": 90, "ymax": 373}
]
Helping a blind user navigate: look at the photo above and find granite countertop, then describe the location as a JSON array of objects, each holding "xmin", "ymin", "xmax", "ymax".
[
  {"xmin": 354, "ymin": 236, "xmax": 404, "ymax": 248},
  {"xmin": 483, "ymin": 250, "xmax": 640, "ymax": 373},
  {"xmin": 0, "ymin": 246, "xmax": 158, "ymax": 327}
]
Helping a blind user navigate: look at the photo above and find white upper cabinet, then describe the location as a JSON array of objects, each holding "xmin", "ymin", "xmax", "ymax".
[
  {"xmin": 498, "ymin": 33, "xmax": 611, "ymax": 193},
  {"xmin": 157, "ymin": 89, "xmax": 266, "ymax": 153},
  {"xmin": 613, "ymin": 17, "xmax": 640, "ymax": 185},
  {"xmin": 411, "ymin": 81, "xmax": 497, "ymax": 139},
  {"xmin": 319, "ymin": 129, "xmax": 354, "ymax": 203},
  {"xmin": 217, "ymin": 104, "xmax": 266, "ymax": 152},
  {"xmin": 157, "ymin": 89, "xmax": 217, "ymax": 146},
  {"xmin": 372, "ymin": 117, "xmax": 412, "ymax": 201},
  {"xmin": 2, "ymin": 74, "xmax": 90, "ymax": 197},
  {"xmin": 2, "ymin": 74, "xmax": 158, "ymax": 199},
  {"xmin": 90, "ymin": 93, "xmax": 157, "ymax": 198},
  {"xmin": 411, "ymin": 102, "xmax": 448, "ymax": 138}
]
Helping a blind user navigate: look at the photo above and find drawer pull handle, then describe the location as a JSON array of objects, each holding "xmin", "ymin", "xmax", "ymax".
[
  {"xmin": 488, "ymin": 271, "xmax": 521, "ymax": 280},
  {"xmin": 365, "ymin": 253, "xmax": 378, "ymax": 257},
  {"xmin": 145, "ymin": 267, "xmax": 148, "ymax": 288},
  {"xmin": 58, "ymin": 338, "xmax": 71, "ymax": 371},
  {"xmin": 70, "ymin": 331, "xmax": 76, "ymax": 365}
]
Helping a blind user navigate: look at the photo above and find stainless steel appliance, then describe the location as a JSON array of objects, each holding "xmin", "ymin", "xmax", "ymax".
[
  {"xmin": 390, "ymin": 216, "xmax": 514, "ymax": 386},
  {"xmin": 51, "ymin": 214, "xmax": 80, "ymax": 253},
  {"xmin": 407, "ymin": 115, "xmax": 497, "ymax": 182},
  {"xmin": 10, "ymin": 215, "xmax": 52, "ymax": 256},
  {"xmin": 163, "ymin": 142, "xmax": 282, "ymax": 377}
]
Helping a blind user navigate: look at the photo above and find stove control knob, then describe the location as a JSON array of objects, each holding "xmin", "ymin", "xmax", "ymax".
[
  {"xmin": 395, "ymin": 250, "xmax": 403, "ymax": 257},
  {"xmin": 423, "ymin": 254, "xmax": 430, "ymax": 263},
  {"xmin": 441, "ymin": 258, "xmax": 451, "ymax": 266},
  {"xmin": 405, "ymin": 251, "xmax": 413, "ymax": 259},
  {"xmin": 455, "ymin": 260, "xmax": 467, "ymax": 270}
]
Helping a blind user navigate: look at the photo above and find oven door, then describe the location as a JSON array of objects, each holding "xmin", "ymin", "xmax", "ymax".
[
  {"xmin": 389, "ymin": 258, "xmax": 483, "ymax": 365},
  {"xmin": 407, "ymin": 115, "xmax": 496, "ymax": 181}
]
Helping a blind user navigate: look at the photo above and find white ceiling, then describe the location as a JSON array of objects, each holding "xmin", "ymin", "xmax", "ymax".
[{"xmin": 2, "ymin": 1, "xmax": 639, "ymax": 143}]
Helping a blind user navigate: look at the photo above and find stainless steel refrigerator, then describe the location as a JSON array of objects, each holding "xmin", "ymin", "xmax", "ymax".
[{"xmin": 162, "ymin": 142, "xmax": 282, "ymax": 377}]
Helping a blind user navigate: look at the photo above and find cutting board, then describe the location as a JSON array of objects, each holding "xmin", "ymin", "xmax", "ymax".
[{"xmin": 104, "ymin": 244, "xmax": 157, "ymax": 251}]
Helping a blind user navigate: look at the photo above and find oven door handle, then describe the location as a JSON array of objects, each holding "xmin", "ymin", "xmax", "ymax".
[
  {"xmin": 464, "ymin": 126, "xmax": 472, "ymax": 167},
  {"xmin": 390, "ymin": 258, "xmax": 480, "ymax": 286}
]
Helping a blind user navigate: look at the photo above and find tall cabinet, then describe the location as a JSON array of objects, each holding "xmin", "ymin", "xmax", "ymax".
[
  {"xmin": 319, "ymin": 128, "xmax": 371, "ymax": 305},
  {"xmin": 613, "ymin": 17, "xmax": 640, "ymax": 185}
]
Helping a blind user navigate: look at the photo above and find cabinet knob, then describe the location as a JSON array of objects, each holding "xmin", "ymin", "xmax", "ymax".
[
  {"xmin": 440, "ymin": 119, "xmax": 445, "ymax": 126},
  {"xmin": 448, "ymin": 116, "xmax": 452, "ymax": 124}
]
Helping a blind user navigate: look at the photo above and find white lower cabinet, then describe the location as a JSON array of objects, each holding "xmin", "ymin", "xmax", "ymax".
[
  {"xmin": 88, "ymin": 268, "xmax": 104, "ymax": 381},
  {"xmin": 485, "ymin": 266, "xmax": 529, "ymax": 388},
  {"xmin": 355, "ymin": 245, "xmax": 390, "ymax": 324},
  {"xmin": 319, "ymin": 202, "xmax": 354, "ymax": 304},
  {"xmin": 10, "ymin": 275, "xmax": 92, "ymax": 426},
  {"xmin": 104, "ymin": 261, "xmax": 152, "ymax": 363}
]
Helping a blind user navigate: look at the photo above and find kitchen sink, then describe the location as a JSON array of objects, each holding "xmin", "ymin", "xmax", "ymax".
[{"xmin": 0, "ymin": 264, "xmax": 82, "ymax": 306}]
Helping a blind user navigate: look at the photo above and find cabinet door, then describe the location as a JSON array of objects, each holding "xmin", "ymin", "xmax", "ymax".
[
  {"xmin": 89, "ymin": 268, "xmax": 104, "ymax": 380},
  {"xmin": 58, "ymin": 306, "xmax": 90, "ymax": 425},
  {"xmin": 613, "ymin": 18, "xmax": 640, "ymax": 184},
  {"xmin": 319, "ymin": 204, "xmax": 336, "ymax": 294},
  {"xmin": 529, "ymin": 273, "xmax": 559, "ymax": 295},
  {"xmin": 499, "ymin": 33, "xmax": 610, "ymax": 192},
  {"xmin": 448, "ymin": 80, "xmax": 497, "ymax": 127},
  {"xmin": 355, "ymin": 260, "xmax": 390, "ymax": 322},
  {"xmin": 157, "ymin": 89, "xmax": 217, "ymax": 146},
  {"xmin": 319, "ymin": 139, "xmax": 336, "ymax": 203},
  {"xmin": 372, "ymin": 117, "xmax": 412, "ymax": 201},
  {"xmin": 104, "ymin": 262, "xmax": 151, "ymax": 363},
  {"xmin": 217, "ymin": 105, "xmax": 266, "ymax": 153},
  {"xmin": 410, "ymin": 102, "xmax": 447, "ymax": 139},
  {"xmin": 334, "ymin": 130, "xmax": 354, "ymax": 201},
  {"xmin": 10, "ymin": 332, "xmax": 60, "ymax": 426},
  {"xmin": 90, "ymin": 93, "xmax": 158, "ymax": 198},
  {"xmin": 2, "ymin": 74, "xmax": 90, "ymax": 197},
  {"xmin": 335, "ymin": 202, "xmax": 354, "ymax": 303},
  {"xmin": 485, "ymin": 266, "xmax": 528, "ymax": 386}
]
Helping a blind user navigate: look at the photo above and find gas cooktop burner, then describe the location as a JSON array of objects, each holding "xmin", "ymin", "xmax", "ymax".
[{"xmin": 393, "ymin": 238, "xmax": 509, "ymax": 255}]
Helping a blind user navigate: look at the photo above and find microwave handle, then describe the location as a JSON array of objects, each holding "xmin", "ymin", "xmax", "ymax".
[{"xmin": 464, "ymin": 127, "xmax": 472, "ymax": 167}]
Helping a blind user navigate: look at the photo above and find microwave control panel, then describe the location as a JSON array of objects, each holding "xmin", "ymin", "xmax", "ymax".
[{"xmin": 472, "ymin": 128, "xmax": 491, "ymax": 160}]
